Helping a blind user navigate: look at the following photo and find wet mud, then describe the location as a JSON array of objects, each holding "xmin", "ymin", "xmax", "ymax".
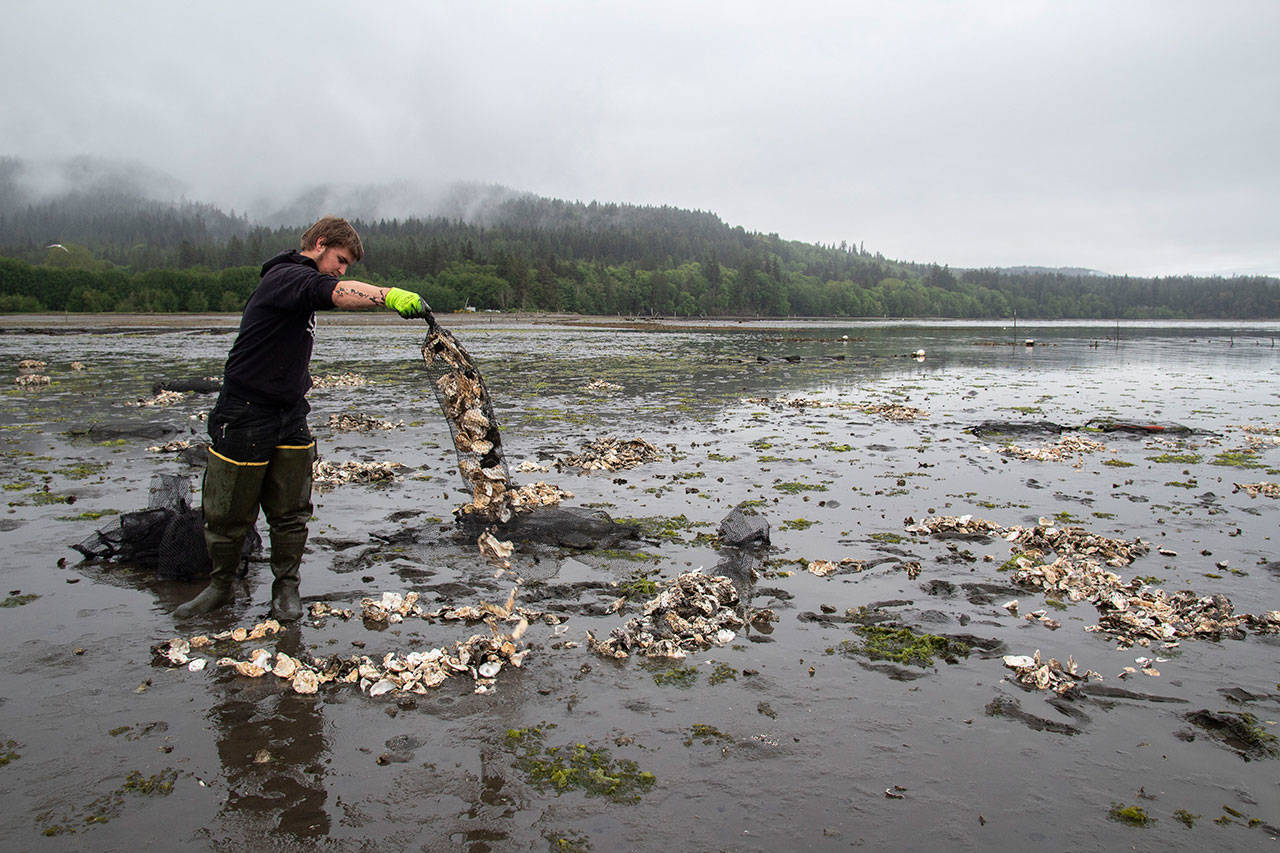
[{"xmin": 1, "ymin": 316, "xmax": 1278, "ymax": 850}]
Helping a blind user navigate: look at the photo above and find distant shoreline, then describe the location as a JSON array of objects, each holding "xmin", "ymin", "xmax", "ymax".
[{"xmin": 1, "ymin": 313, "xmax": 1277, "ymax": 334}]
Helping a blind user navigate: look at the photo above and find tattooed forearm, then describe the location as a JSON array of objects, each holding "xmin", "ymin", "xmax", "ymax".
[{"xmin": 332, "ymin": 283, "xmax": 388, "ymax": 310}]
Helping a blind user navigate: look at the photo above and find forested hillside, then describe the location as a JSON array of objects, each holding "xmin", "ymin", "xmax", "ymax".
[{"xmin": 1, "ymin": 158, "xmax": 1276, "ymax": 318}]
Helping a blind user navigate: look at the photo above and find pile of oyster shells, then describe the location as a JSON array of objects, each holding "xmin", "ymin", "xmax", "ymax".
[
  {"xmin": 905, "ymin": 514, "xmax": 1005, "ymax": 537},
  {"xmin": 807, "ymin": 558, "xmax": 868, "ymax": 577},
  {"xmin": 311, "ymin": 372, "xmax": 367, "ymax": 389},
  {"xmin": 312, "ymin": 459, "xmax": 406, "ymax": 488},
  {"xmin": 1233, "ymin": 481, "xmax": 1279, "ymax": 498},
  {"xmin": 1002, "ymin": 650, "xmax": 1100, "ymax": 695},
  {"xmin": 147, "ymin": 439, "xmax": 194, "ymax": 453},
  {"xmin": 554, "ymin": 436, "xmax": 663, "ymax": 472},
  {"xmin": 861, "ymin": 402, "xmax": 928, "ymax": 421},
  {"xmin": 999, "ymin": 435, "xmax": 1108, "ymax": 463},
  {"xmin": 582, "ymin": 379, "xmax": 623, "ymax": 392},
  {"xmin": 588, "ymin": 571, "xmax": 743, "ymax": 660},
  {"xmin": 127, "ymin": 389, "xmax": 187, "ymax": 407},
  {"xmin": 327, "ymin": 412, "xmax": 403, "ymax": 432},
  {"xmin": 741, "ymin": 395, "xmax": 834, "ymax": 410},
  {"xmin": 14, "ymin": 373, "xmax": 49, "ymax": 387}
]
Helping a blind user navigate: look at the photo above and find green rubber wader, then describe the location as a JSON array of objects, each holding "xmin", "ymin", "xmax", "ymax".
[
  {"xmin": 260, "ymin": 443, "xmax": 315, "ymax": 622},
  {"xmin": 175, "ymin": 450, "xmax": 267, "ymax": 618}
]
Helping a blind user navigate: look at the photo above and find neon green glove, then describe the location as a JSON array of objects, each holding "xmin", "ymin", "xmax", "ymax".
[{"xmin": 385, "ymin": 287, "xmax": 428, "ymax": 319}]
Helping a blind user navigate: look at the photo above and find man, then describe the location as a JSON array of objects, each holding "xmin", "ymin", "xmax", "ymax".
[{"xmin": 175, "ymin": 215, "xmax": 428, "ymax": 621}]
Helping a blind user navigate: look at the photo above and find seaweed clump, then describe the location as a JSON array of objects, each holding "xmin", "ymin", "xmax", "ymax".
[
  {"xmin": 504, "ymin": 723, "xmax": 655, "ymax": 803},
  {"xmin": 1108, "ymin": 803, "xmax": 1154, "ymax": 826},
  {"xmin": 850, "ymin": 624, "xmax": 970, "ymax": 667}
]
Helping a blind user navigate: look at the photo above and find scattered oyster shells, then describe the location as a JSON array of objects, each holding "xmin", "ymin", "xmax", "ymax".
[
  {"xmin": 17, "ymin": 359, "xmax": 46, "ymax": 370},
  {"xmin": 583, "ymin": 379, "xmax": 623, "ymax": 392},
  {"xmin": 14, "ymin": 374, "xmax": 50, "ymax": 387}
]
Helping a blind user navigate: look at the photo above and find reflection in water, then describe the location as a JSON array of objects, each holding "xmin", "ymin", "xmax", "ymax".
[{"xmin": 208, "ymin": 628, "xmax": 331, "ymax": 839}]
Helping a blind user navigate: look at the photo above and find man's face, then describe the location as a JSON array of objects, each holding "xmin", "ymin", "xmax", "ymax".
[{"xmin": 313, "ymin": 239, "xmax": 354, "ymax": 277}]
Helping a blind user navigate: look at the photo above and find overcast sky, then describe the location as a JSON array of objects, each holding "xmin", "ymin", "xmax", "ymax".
[{"xmin": 3, "ymin": 1, "xmax": 1277, "ymax": 277}]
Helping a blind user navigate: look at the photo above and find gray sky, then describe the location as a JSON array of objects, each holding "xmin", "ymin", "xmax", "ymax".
[{"xmin": 4, "ymin": 1, "xmax": 1277, "ymax": 277}]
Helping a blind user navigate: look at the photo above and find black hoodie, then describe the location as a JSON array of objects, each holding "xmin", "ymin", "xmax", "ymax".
[{"xmin": 220, "ymin": 250, "xmax": 338, "ymax": 407}]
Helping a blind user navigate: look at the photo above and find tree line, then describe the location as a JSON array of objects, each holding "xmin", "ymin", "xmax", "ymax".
[{"xmin": 0, "ymin": 191, "xmax": 1276, "ymax": 318}]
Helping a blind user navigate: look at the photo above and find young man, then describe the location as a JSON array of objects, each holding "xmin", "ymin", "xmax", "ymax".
[{"xmin": 175, "ymin": 216, "xmax": 428, "ymax": 621}]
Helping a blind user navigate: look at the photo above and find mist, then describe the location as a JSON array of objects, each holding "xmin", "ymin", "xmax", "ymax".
[{"xmin": 2, "ymin": 1, "xmax": 1277, "ymax": 276}]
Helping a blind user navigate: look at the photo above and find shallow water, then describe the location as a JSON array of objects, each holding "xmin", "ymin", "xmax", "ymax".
[{"xmin": 0, "ymin": 316, "xmax": 1277, "ymax": 850}]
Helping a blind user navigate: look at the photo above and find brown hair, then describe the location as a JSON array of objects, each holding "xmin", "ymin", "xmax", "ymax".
[{"xmin": 300, "ymin": 216, "xmax": 364, "ymax": 261}]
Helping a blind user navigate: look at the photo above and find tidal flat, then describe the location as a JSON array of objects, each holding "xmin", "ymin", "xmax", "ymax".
[{"xmin": 0, "ymin": 315, "xmax": 1277, "ymax": 850}]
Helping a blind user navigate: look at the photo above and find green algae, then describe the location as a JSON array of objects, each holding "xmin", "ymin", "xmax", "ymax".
[
  {"xmin": 0, "ymin": 594, "xmax": 38, "ymax": 608},
  {"xmin": 849, "ymin": 625, "xmax": 969, "ymax": 667},
  {"xmin": 1172, "ymin": 808, "xmax": 1198, "ymax": 828},
  {"xmin": 504, "ymin": 724, "xmax": 655, "ymax": 804},
  {"xmin": 773, "ymin": 480, "xmax": 828, "ymax": 494},
  {"xmin": 650, "ymin": 665, "xmax": 698, "ymax": 688},
  {"xmin": 683, "ymin": 724, "xmax": 734, "ymax": 747},
  {"xmin": 1146, "ymin": 453, "xmax": 1201, "ymax": 464},
  {"xmin": 708, "ymin": 662, "xmax": 737, "ymax": 685},
  {"xmin": 1108, "ymin": 804, "xmax": 1153, "ymax": 826},
  {"xmin": 1211, "ymin": 450, "xmax": 1264, "ymax": 469}
]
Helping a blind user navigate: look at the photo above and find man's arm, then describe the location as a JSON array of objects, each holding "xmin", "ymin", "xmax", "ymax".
[
  {"xmin": 331, "ymin": 280, "xmax": 392, "ymax": 310},
  {"xmin": 330, "ymin": 280, "xmax": 429, "ymax": 319}
]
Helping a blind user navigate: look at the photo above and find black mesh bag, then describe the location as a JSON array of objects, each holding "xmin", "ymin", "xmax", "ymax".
[{"xmin": 420, "ymin": 318, "xmax": 514, "ymax": 521}]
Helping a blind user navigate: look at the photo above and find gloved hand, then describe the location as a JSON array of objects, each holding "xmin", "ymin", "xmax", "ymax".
[{"xmin": 385, "ymin": 287, "xmax": 429, "ymax": 319}]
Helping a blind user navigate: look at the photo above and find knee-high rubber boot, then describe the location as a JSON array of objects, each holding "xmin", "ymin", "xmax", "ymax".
[
  {"xmin": 175, "ymin": 451, "xmax": 267, "ymax": 619},
  {"xmin": 260, "ymin": 443, "xmax": 315, "ymax": 622}
]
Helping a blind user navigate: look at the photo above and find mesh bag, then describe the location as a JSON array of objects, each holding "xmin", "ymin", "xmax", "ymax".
[
  {"xmin": 73, "ymin": 472, "xmax": 257, "ymax": 578},
  {"xmin": 421, "ymin": 318, "xmax": 514, "ymax": 522}
]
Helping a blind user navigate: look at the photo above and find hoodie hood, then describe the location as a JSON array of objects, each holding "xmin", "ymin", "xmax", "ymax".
[{"xmin": 260, "ymin": 250, "xmax": 318, "ymax": 278}]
